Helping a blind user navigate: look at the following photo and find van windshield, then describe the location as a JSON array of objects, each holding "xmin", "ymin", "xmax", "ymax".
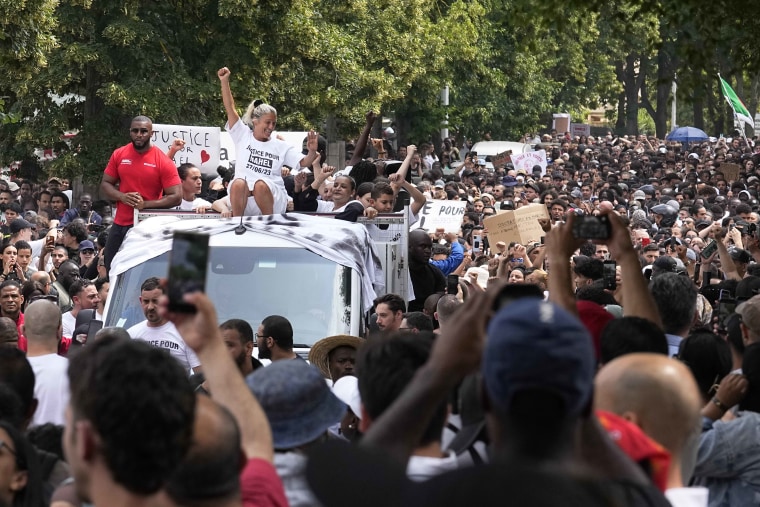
[{"xmin": 105, "ymin": 247, "xmax": 353, "ymax": 347}]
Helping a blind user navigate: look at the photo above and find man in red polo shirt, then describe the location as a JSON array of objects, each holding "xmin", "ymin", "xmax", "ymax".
[
  {"xmin": 100, "ymin": 116, "xmax": 181, "ymax": 270},
  {"xmin": 0, "ymin": 280, "xmax": 26, "ymax": 350}
]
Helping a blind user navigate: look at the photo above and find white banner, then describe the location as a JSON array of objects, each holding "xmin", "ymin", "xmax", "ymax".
[
  {"xmin": 570, "ymin": 123, "xmax": 591, "ymax": 137},
  {"xmin": 410, "ymin": 200, "xmax": 467, "ymax": 233},
  {"xmin": 152, "ymin": 124, "xmax": 221, "ymax": 175},
  {"xmin": 510, "ymin": 150, "xmax": 548, "ymax": 175}
]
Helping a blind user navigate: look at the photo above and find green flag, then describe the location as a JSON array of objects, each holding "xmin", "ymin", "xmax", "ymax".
[{"xmin": 719, "ymin": 75, "xmax": 754, "ymax": 128}]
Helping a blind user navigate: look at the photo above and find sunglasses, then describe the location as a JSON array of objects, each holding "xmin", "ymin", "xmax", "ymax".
[{"xmin": 130, "ymin": 128, "xmax": 149, "ymax": 134}]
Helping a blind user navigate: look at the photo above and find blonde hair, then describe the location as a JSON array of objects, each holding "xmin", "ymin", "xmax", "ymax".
[{"xmin": 242, "ymin": 100, "xmax": 277, "ymax": 128}]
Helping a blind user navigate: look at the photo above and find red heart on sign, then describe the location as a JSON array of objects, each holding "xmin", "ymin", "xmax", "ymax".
[{"xmin": 200, "ymin": 150, "xmax": 210, "ymax": 164}]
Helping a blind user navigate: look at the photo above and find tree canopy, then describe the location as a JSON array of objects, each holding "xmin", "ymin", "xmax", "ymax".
[{"xmin": 2, "ymin": 0, "xmax": 760, "ymax": 181}]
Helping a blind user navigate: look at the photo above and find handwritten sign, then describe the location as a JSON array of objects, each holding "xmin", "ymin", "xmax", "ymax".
[
  {"xmin": 411, "ymin": 200, "xmax": 467, "ymax": 233},
  {"xmin": 570, "ymin": 123, "xmax": 591, "ymax": 137},
  {"xmin": 510, "ymin": 150, "xmax": 548, "ymax": 175},
  {"xmin": 152, "ymin": 124, "xmax": 221, "ymax": 175},
  {"xmin": 491, "ymin": 150, "xmax": 512, "ymax": 168},
  {"xmin": 483, "ymin": 203, "xmax": 549, "ymax": 245},
  {"xmin": 719, "ymin": 163, "xmax": 741, "ymax": 183}
]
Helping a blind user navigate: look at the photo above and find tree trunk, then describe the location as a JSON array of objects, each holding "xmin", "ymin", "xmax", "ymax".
[{"xmin": 624, "ymin": 54, "xmax": 639, "ymax": 135}]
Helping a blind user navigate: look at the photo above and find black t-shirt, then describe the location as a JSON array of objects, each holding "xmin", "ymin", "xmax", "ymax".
[
  {"xmin": 408, "ymin": 262, "xmax": 445, "ymax": 312},
  {"xmin": 307, "ymin": 441, "xmax": 671, "ymax": 507}
]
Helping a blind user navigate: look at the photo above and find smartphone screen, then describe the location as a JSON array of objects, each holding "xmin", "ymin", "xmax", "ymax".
[
  {"xmin": 701, "ymin": 239, "xmax": 718, "ymax": 259},
  {"xmin": 603, "ymin": 260, "xmax": 617, "ymax": 291},
  {"xmin": 472, "ymin": 233, "xmax": 482, "ymax": 254},
  {"xmin": 446, "ymin": 274, "xmax": 459, "ymax": 295},
  {"xmin": 86, "ymin": 320, "xmax": 103, "ymax": 343},
  {"xmin": 167, "ymin": 231, "xmax": 210, "ymax": 313}
]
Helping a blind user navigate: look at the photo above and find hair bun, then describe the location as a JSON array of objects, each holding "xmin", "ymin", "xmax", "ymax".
[{"xmin": 253, "ymin": 99, "xmax": 264, "ymax": 107}]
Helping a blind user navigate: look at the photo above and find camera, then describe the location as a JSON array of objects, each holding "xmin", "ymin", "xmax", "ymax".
[{"xmin": 572, "ymin": 215, "xmax": 611, "ymax": 240}]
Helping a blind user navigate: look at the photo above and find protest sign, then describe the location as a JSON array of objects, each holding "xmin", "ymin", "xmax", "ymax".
[
  {"xmin": 570, "ymin": 123, "xmax": 591, "ymax": 137},
  {"xmin": 719, "ymin": 163, "xmax": 741, "ymax": 182},
  {"xmin": 510, "ymin": 150, "xmax": 548, "ymax": 175},
  {"xmin": 411, "ymin": 200, "xmax": 467, "ymax": 233},
  {"xmin": 483, "ymin": 203, "xmax": 549, "ymax": 246},
  {"xmin": 491, "ymin": 150, "xmax": 512, "ymax": 168},
  {"xmin": 152, "ymin": 124, "xmax": 221, "ymax": 175}
]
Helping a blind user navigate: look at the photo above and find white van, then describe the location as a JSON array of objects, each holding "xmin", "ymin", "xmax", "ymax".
[{"xmin": 104, "ymin": 211, "xmax": 409, "ymax": 355}]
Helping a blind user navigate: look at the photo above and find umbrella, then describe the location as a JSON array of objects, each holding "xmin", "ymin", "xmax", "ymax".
[{"xmin": 666, "ymin": 126, "xmax": 709, "ymax": 143}]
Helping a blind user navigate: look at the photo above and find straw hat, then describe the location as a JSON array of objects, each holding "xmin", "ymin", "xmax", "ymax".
[{"xmin": 308, "ymin": 335, "xmax": 364, "ymax": 379}]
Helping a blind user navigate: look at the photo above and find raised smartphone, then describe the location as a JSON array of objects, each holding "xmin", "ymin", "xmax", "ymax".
[{"xmin": 167, "ymin": 231, "xmax": 210, "ymax": 313}]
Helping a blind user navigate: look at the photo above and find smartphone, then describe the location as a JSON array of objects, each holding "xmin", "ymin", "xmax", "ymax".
[
  {"xmin": 603, "ymin": 260, "xmax": 617, "ymax": 291},
  {"xmin": 572, "ymin": 215, "xmax": 611, "ymax": 240},
  {"xmin": 701, "ymin": 239, "xmax": 718, "ymax": 260},
  {"xmin": 472, "ymin": 232, "xmax": 482, "ymax": 255},
  {"xmin": 718, "ymin": 297, "xmax": 736, "ymax": 330},
  {"xmin": 167, "ymin": 231, "xmax": 210, "ymax": 313},
  {"xmin": 702, "ymin": 271, "xmax": 712, "ymax": 287},
  {"xmin": 446, "ymin": 274, "xmax": 459, "ymax": 295},
  {"xmin": 86, "ymin": 320, "xmax": 103, "ymax": 343},
  {"xmin": 46, "ymin": 235, "xmax": 55, "ymax": 247}
]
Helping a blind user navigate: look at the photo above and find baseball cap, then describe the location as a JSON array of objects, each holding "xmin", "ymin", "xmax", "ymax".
[
  {"xmin": 47, "ymin": 177, "xmax": 62, "ymax": 185},
  {"xmin": 9, "ymin": 218, "xmax": 33, "ymax": 235},
  {"xmin": 737, "ymin": 295, "xmax": 760, "ymax": 335},
  {"xmin": 6, "ymin": 181, "xmax": 19, "ymax": 192},
  {"xmin": 483, "ymin": 299, "xmax": 595, "ymax": 417},
  {"xmin": 246, "ymin": 360, "xmax": 346, "ymax": 449},
  {"xmin": 632, "ymin": 190, "xmax": 646, "ymax": 201},
  {"xmin": 78, "ymin": 240, "xmax": 95, "ymax": 252},
  {"xmin": 434, "ymin": 179, "xmax": 445, "ymax": 189}
]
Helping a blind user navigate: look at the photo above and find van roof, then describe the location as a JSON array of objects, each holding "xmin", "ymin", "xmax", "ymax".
[{"xmin": 470, "ymin": 141, "xmax": 533, "ymax": 157}]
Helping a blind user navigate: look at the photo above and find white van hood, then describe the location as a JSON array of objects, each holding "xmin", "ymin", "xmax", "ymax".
[{"xmin": 110, "ymin": 213, "xmax": 384, "ymax": 311}]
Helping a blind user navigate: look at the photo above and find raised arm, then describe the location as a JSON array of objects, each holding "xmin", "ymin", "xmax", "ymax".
[
  {"xmin": 602, "ymin": 210, "xmax": 663, "ymax": 328},
  {"xmin": 546, "ymin": 214, "xmax": 584, "ymax": 315},
  {"xmin": 164, "ymin": 291, "xmax": 274, "ymax": 462},
  {"xmin": 361, "ymin": 289, "xmax": 490, "ymax": 462},
  {"xmin": 218, "ymin": 67, "xmax": 240, "ymax": 129},
  {"xmin": 348, "ymin": 111, "xmax": 377, "ymax": 167}
]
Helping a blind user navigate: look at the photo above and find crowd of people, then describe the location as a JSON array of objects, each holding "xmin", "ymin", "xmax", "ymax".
[{"xmin": 4, "ymin": 76, "xmax": 760, "ymax": 506}]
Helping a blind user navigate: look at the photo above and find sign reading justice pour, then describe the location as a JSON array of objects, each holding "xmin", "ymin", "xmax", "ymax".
[
  {"xmin": 151, "ymin": 124, "xmax": 221, "ymax": 176},
  {"xmin": 410, "ymin": 200, "xmax": 467, "ymax": 233}
]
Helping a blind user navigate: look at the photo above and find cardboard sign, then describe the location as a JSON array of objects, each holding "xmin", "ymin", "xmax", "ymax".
[
  {"xmin": 483, "ymin": 203, "xmax": 549, "ymax": 246},
  {"xmin": 570, "ymin": 123, "xmax": 591, "ymax": 137},
  {"xmin": 491, "ymin": 150, "xmax": 512, "ymax": 168},
  {"xmin": 411, "ymin": 200, "xmax": 467, "ymax": 233},
  {"xmin": 152, "ymin": 124, "xmax": 221, "ymax": 175},
  {"xmin": 720, "ymin": 162, "xmax": 741, "ymax": 182},
  {"xmin": 510, "ymin": 150, "xmax": 548, "ymax": 175}
]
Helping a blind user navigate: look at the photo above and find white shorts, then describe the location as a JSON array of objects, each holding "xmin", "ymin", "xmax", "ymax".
[{"xmin": 232, "ymin": 178, "xmax": 288, "ymax": 215}]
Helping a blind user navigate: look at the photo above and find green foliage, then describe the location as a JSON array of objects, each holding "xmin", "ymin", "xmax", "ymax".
[{"xmin": 3, "ymin": 0, "xmax": 760, "ymax": 181}]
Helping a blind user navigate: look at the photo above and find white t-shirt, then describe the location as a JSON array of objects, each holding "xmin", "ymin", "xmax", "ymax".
[
  {"xmin": 406, "ymin": 451, "xmax": 459, "ymax": 481},
  {"xmin": 62, "ymin": 311, "xmax": 76, "ymax": 338},
  {"xmin": 665, "ymin": 487, "xmax": 709, "ymax": 507},
  {"xmin": 176, "ymin": 197, "xmax": 212, "ymax": 211},
  {"xmin": 27, "ymin": 353, "xmax": 70, "ymax": 427},
  {"xmin": 226, "ymin": 120, "xmax": 300, "ymax": 214},
  {"xmin": 127, "ymin": 321, "xmax": 201, "ymax": 372}
]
